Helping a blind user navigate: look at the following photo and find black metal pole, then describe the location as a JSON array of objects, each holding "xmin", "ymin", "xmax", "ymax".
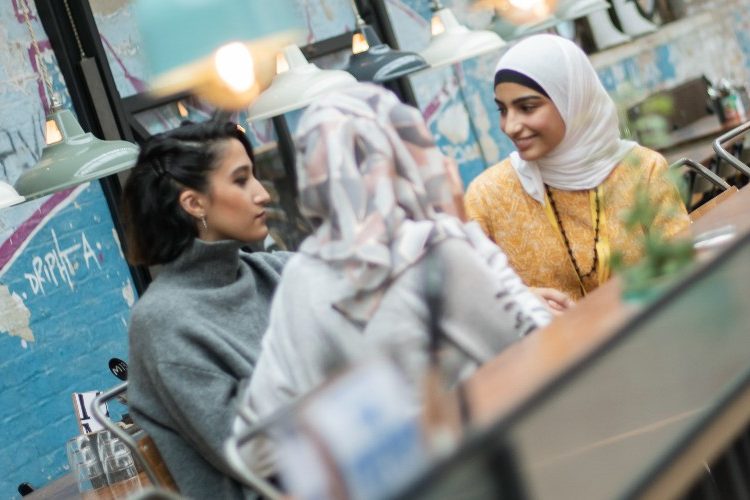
[
  {"xmin": 271, "ymin": 116, "xmax": 297, "ymax": 189},
  {"xmin": 367, "ymin": 0, "xmax": 420, "ymax": 107},
  {"xmin": 35, "ymin": 0, "xmax": 151, "ymax": 294},
  {"xmin": 271, "ymin": 115, "xmax": 311, "ymax": 250}
]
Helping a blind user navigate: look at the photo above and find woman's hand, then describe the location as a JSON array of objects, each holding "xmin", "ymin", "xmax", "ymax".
[{"xmin": 530, "ymin": 287, "xmax": 574, "ymax": 315}]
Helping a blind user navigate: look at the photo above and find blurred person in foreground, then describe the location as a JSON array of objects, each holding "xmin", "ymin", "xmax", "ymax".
[{"xmin": 234, "ymin": 83, "xmax": 553, "ymax": 474}]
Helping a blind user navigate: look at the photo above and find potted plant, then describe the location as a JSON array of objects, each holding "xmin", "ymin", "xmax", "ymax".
[{"xmin": 612, "ymin": 174, "xmax": 694, "ymax": 303}]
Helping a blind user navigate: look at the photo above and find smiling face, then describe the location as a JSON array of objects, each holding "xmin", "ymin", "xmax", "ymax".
[
  {"xmin": 495, "ymin": 82, "xmax": 566, "ymax": 161},
  {"xmin": 197, "ymin": 138, "xmax": 271, "ymax": 243}
]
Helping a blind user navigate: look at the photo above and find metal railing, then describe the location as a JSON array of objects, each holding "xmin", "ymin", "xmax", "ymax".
[
  {"xmin": 670, "ymin": 157, "xmax": 731, "ymax": 191},
  {"xmin": 712, "ymin": 120, "xmax": 750, "ymax": 177}
]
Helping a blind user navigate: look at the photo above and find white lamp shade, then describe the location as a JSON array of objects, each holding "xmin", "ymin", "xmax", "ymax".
[
  {"xmin": 421, "ymin": 9, "xmax": 506, "ymax": 68},
  {"xmin": 0, "ymin": 182, "xmax": 24, "ymax": 209},
  {"xmin": 611, "ymin": 0, "xmax": 658, "ymax": 36},
  {"xmin": 587, "ymin": 9, "xmax": 631, "ymax": 50},
  {"xmin": 492, "ymin": 13, "xmax": 561, "ymax": 40},
  {"xmin": 247, "ymin": 45, "xmax": 357, "ymax": 121},
  {"xmin": 556, "ymin": 0, "xmax": 610, "ymax": 20}
]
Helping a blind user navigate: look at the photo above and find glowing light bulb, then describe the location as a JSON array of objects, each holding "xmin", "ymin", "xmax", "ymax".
[
  {"xmin": 214, "ymin": 42, "xmax": 256, "ymax": 93},
  {"xmin": 276, "ymin": 52, "xmax": 290, "ymax": 75},
  {"xmin": 431, "ymin": 14, "xmax": 446, "ymax": 36},
  {"xmin": 177, "ymin": 101, "xmax": 188, "ymax": 118},
  {"xmin": 352, "ymin": 32, "xmax": 370, "ymax": 54},
  {"xmin": 474, "ymin": 0, "xmax": 556, "ymax": 25},
  {"xmin": 45, "ymin": 118, "xmax": 62, "ymax": 145}
]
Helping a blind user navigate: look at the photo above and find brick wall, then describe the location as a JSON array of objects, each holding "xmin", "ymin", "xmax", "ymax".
[{"xmin": 0, "ymin": 2, "xmax": 135, "ymax": 497}]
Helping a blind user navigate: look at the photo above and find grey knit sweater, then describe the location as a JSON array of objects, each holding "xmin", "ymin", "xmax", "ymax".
[{"xmin": 127, "ymin": 239, "xmax": 290, "ymax": 499}]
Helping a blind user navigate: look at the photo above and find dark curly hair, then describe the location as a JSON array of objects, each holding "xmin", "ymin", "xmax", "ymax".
[{"xmin": 121, "ymin": 121, "xmax": 254, "ymax": 266}]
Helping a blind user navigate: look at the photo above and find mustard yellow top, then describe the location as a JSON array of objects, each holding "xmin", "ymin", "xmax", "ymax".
[{"xmin": 464, "ymin": 146, "xmax": 690, "ymax": 300}]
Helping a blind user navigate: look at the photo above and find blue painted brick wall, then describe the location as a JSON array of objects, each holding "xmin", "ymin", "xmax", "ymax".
[{"xmin": 0, "ymin": 183, "xmax": 135, "ymax": 498}]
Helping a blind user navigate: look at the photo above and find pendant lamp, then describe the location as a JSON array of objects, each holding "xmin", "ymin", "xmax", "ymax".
[
  {"xmin": 14, "ymin": 0, "xmax": 138, "ymax": 201},
  {"xmin": 247, "ymin": 45, "xmax": 356, "ymax": 122},
  {"xmin": 346, "ymin": 0, "xmax": 429, "ymax": 82},
  {"xmin": 611, "ymin": 0, "xmax": 658, "ymax": 36},
  {"xmin": 420, "ymin": 0, "xmax": 506, "ymax": 68},
  {"xmin": 556, "ymin": 0, "xmax": 610, "ymax": 20},
  {"xmin": 587, "ymin": 8, "xmax": 631, "ymax": 49},
  {"xmin": 491, "ymin": 12, "xmax": 560, "ymax": 41},
  {"xmin": 133, "ymin": 0, "xmax": 303, "ymax": 110},
  {"xmin": 15, "ymin": 107, "xmax": 139, "ymax": 199}
]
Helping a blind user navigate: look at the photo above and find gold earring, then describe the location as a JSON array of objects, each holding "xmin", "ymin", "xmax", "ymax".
[{"xmin": 200, "ymin": 216, "xmax": 208, "ymax": 230}]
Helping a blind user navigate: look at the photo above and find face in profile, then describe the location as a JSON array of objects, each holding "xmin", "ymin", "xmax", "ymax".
[
  {"xmin": 200, "ymin": 138, "xmax": 271, "ymax": 243},
  {"xmin": 495, "ymin": 82, "xmax": 566, "ymax": 161}
]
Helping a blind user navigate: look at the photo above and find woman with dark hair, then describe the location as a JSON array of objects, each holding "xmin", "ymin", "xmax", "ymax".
[{"xmin": 122, "ymin": 120, "xmax": 290, "ymax": 498}]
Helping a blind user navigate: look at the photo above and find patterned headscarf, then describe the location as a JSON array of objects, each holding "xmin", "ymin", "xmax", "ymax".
[{"xmin": 295, "ymin": 83, "xmax": 501, "ymax": 325}]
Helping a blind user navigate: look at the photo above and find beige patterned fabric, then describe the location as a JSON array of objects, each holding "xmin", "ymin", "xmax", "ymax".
[
  {"xmin": 465, "ymin": 146, "xmax": 690, "ymax": 300},
  {"xmin": 294, "ymin": 83, "xmax": 545, "ymax": 326}
]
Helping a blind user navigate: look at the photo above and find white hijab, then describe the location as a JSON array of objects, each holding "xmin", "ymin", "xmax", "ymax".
[{"xmin": 494, "ymin": 34, "xmax": 637, "ymax": 204}]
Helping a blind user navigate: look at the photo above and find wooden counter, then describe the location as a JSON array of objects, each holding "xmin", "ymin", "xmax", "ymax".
[
  {"xmin": 460, "ymin": 185, "xmax": 750, "ymax": 499},
  {"xmin": 24, "ymin": 470, "xmax": 151, "ymax": 499},
  {"xmin": 24, "ymin": 473, "xmax": 78, "ymax": 499},
  {"xmin": 465, "ymin": 184, "xmax": 750, "ymax": 427}
]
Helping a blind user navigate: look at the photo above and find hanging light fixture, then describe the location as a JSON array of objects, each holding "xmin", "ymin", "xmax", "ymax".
[
  {"xmin": 611, "ymin": 0, "xmax": 658, "ymax": 36},
  {"xmin": 15, "ymin": 107, "xmax": 139, "ymax": 199},
  {"xmin": 133, "ymin": 0, "xmax": 303, "ymax": 110},
  {"xmin": 14, "ymin": 0, "xmax": 138, "ymax": 201},
  {"xmin": 491, "ymin": 12, "xmax": 559, "ymax": 41},
  {"xmin": 346, "ymin": 0, "xmax": 429, "ymax": 82},
  {"xmin": 247, "ymin": 45, "xmax": 356, "ymax": 122},
  {"xmin": 587, "ymin": 7, "xmax": 631, "ymax": 50},
  {"xmin": 555, "ymin": 0, "xmax": 610, "ymax": 20},
  {"xmin": 421, "ymin": 0, "xmax": 506, "ymax": 68}
]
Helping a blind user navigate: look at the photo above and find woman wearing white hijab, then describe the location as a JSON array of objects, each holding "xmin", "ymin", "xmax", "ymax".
[
  {"xmin": 240, "ymin": 83, "xmax": 551, "ymax": 447},
  {"xmin": 465, "ymin": 34, "xmax": 689, "ymax": 301}
]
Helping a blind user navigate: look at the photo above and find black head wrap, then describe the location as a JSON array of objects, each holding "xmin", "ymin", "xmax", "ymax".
[{"xmin": 494, "ymin": 69, "xmax": 549, "ymax": 98}]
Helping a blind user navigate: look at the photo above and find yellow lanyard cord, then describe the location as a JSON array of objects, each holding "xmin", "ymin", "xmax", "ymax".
[{"xmin": 594, "ymin": 186, "xmax": 610, "ymax": 287}]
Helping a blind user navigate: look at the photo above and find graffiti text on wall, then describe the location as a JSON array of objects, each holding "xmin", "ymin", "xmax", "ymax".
[{"xmin": 23, "ymin": 229, "xmax": 102, "ymax": 295}]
